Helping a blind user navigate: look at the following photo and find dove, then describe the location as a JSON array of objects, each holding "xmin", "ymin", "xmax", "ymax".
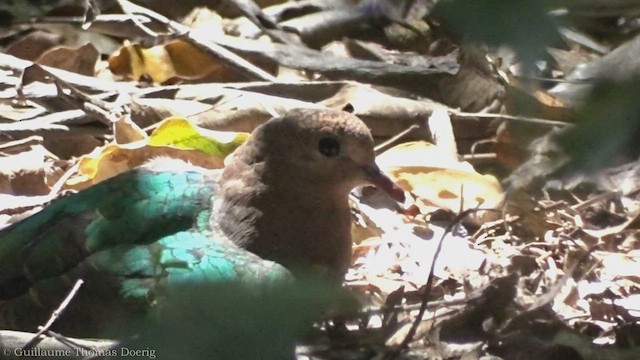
[{"xmin": 0, "ymin": 108, "xmax": 404, "ymax": 336}]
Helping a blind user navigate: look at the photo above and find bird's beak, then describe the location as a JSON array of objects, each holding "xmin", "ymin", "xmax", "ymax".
[{"xmin": 364, "ymin": 165, "xmax": 406, "ymax": 203}]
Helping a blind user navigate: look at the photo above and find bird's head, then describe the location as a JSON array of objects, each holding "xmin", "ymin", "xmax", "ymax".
[
  {"xmin": 216, "ymin": 109, "xmax": 404, "ymax": 278},
  {"xmin": 234, "ymin": 108, "xmax": 405, "ymax": 202}
]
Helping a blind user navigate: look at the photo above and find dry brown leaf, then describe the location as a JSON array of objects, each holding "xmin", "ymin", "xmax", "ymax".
[
  {"xmin": 42, "ymin": 134, "xmax": 104, "ymax": 160},
  {"xmin": 129, "ymin": 85, "xmax": 320, "ymax": 130},
  {"xmin": 321, "ymin": 83, "xmax": 443, "ymax": 139},
  {"xmin": 37, "ymin": 43, "xmax": 100, "ymax": 76},
  {"xmin": 0, "ymin": 144, "xmax": 65, "ymax": 196},
  {"xmin": 109, "ymin": 40, "xmax": 229, "ymax": 83},
  {"xmin": 5, "ymin": 30, "xmax": 62, "ymax": 61},
  {"xmin": 378, "ymin": 141, "xmax": 503, "ymax": 224},
  {"xmin": 114, "ymin": 115, "xmax": 148, "ymax": 144}
]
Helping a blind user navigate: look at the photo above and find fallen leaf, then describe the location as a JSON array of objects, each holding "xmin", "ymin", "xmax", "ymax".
[
  {"xmin": 65, "ymin": 118, "xmax": 248, "ymax": 189},
  {"xmin": 378, "ymin": 141, "xmax": 504, "ymax": 224},
  {"xmin": 108, "ymin": 40, "xmax": 230, "ymax": 83},
  {"xmin": 37, "ymin": 43, "xmax": 100, "ymax": 76}
]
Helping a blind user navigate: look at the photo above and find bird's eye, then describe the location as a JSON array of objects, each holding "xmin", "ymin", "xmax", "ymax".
[{"xmin": 318, "ymin": 137, "xmax": 340, "ymax": 157}]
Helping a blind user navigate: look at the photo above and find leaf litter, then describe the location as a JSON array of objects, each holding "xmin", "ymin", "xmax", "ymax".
[{"xmin": 1, "ymin": 0, "xmax": 640, "ymax": 359}]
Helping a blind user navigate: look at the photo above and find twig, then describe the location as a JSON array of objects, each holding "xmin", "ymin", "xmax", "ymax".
[
  {"xmin": 47, "ymin": 70, "xmax": 122, "ymax": 125},
  {"xmin": 374, "ymin": 124, "xmax": 420, "ymax": 153},
  {"xmin": 461, "ymin": 152, "xmax": 497, "ymax": 164},
  {"xmin": 22, "ymin": 279, "xmax": 84, "ymax": 350},
  {"xmin": 570, "ymin": 190, "xmax": 620, "ymax": 211},
  {"xmin": 384, "ymin": 208, "xmax": 490, "ymax": 359},
  {"xmin": 222, "ymin": 0, "xmax": 300, "ymax": 45},
  {"xmin": 451, "ymin": 110, "xmax": 571, "ymax": 128},
  {"xmin": 0, "ymin": 53, "xmax": 139, "ymax": 94},
  {"xmin": 48, "ymin": 163, "xmax": 80, "ymax": 196},
  {"xmin": 115, "ymin": 0, "xmax": 160, "ymax": 38},
  {"xmin": 0, "ymin": 136, "xmax": 44, "ymax": 151}
]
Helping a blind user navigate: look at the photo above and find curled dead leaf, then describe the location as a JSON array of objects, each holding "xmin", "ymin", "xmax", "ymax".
[{"xmin": 378, "ymin": 141, "xmax": 504, "ymax": 224}]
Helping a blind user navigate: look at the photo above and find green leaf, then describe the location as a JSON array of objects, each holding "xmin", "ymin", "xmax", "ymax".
[{"xmin": 148, "ymin": 118, "xmax": 249, "ymax": 157}]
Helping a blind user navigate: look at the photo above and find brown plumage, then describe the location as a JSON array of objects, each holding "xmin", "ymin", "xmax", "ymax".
[{"xmin": 213, "ymin": 108, "xmax": 404, "ymax": 280}]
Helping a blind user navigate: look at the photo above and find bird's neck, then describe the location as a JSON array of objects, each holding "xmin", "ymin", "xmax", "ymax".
[{"xmin": 212, "ymin": 159, "xmax": 353, "ymax": 280}]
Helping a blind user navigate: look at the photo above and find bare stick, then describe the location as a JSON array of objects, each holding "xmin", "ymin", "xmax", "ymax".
[
  {"xmin": 384, "ymin": 208, "xmax": 486, "ymax": 359},
  {"xmin": 452, "ymin": 110, "xmax": 571, "ymax": 128},
  {"xmin": 374, "ymin": 124, "xmax": 420, "ymax": 154},
  {"xmin": 23, "ymin": 279, "xmax": 84, "ymax": 350}
]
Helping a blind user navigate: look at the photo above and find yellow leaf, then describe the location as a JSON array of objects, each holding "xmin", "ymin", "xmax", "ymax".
[
  {"xmin": 64, "ymin": 118, "xmax": 247, "ymax": 190},
  {"xmin": 148, "ymin": 118, "xmax": 249, "ymax": 156},
  {"xmin": 378, "ymin": 141, "xmax": 504, "ymax": 224},
  {"xmin": 108, "ymin": 40, "xmax": 224, "ymax": 83}
]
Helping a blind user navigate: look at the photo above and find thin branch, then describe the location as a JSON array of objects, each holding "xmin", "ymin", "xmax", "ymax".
[
  {"xmin": 23, "ymin": 279, "xmax": 84, "ymax": 350},
  {"xmin": 451, "ymin": 110, "xmax": 572, "ymax": 128},
  {"xmin": 374, "ymin": 124, "xmax": 420, "ymax": 154},
  {"xmin": 384, "ymin": 208, "xmax": 497, "ymax": 359}
]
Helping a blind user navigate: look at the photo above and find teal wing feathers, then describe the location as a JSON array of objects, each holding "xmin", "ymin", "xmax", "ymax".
[{"xmin": 0, "ymin": 168, "xmax": 290, "ymax": 336}]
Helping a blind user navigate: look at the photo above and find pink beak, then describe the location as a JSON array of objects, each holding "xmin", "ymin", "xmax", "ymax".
[{"xmin": 365, "ymin": 165, "xmax": 405, "ymax": 203}]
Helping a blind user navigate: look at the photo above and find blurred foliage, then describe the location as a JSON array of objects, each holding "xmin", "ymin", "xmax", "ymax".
[
  {"xmin": 431, "ymin": 0, "xmax": 561, "ymax": 68},
  {"xmin": 0, "ymin": 0, "xmax": 52, "ymax": 26},
  {"xmin": 559, "ymin": 79, "xmax": 640, "ymax": 174},
  {"xmin": 118, "ymin": 278, "xmax": 356, "ymax": 360}
]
